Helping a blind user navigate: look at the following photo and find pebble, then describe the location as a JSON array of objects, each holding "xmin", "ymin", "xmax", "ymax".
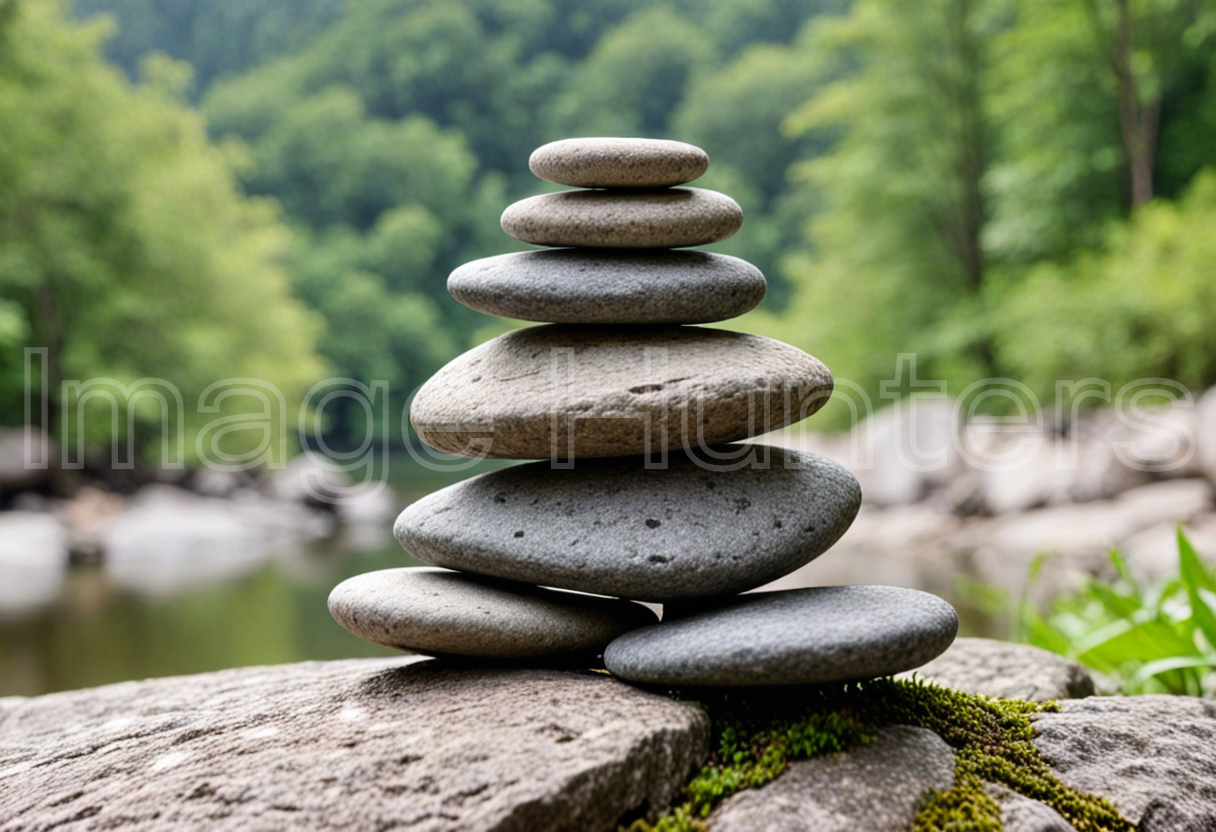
[
  {"xmin": 500, "ymin": 188, "xmax": 742, "ymax": 248},
  {"xmin": 395, "ymin": 447, "xmax": 861, "ymax": 602},
  {"xmin": 529, "ymin": 137, "xmax": 709, "ymax": 188},
  {"xmin": 448, "ymin": 249, "xmax": 766, "ymax": 324},
  {"xmin": 603, "ymin": 586, "xmax": 959, "ymax": 686},
  {"xmin": 409, "ymin": 324, "xmax": 833, "ymax": 459},
  {"xmin": 328, "ymin": 567, "xmax": 656, "ymax": 659}
]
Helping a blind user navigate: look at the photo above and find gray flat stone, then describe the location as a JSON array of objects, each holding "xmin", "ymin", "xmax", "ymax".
[
  {"xmin": 500, "ymin": 188, "xmax": 742, "ymax": 248},
  {"xmin": 329, "ymin": 567, "xmax": 657, "ymax": 659},
  {"xmin": 529, "ymin": 138, "xmax": 709, "ymax": 188},
  {"xmin": 603, "ymin": 586, "xmax": 958, "ymax": 686},
  {"xmin": 409, "ymin": 325, "xmax": 833, "ymax": 460},
  {"xmin": 708, "ymin": 726, "xmax": 955, "ymax": 831},
  {"xmin": 1031, "ymin": 695, "xmax": 1216, "ymax": 829},
  {"xmin": 0, "ymin": 659, "xmax": 709, "ymax": 832},
  {"xmin": 396, "ymin": 447, "xmax": 860, "ymax": 602},
  {"xmin": 447, "ymin": 249, "xmax": 765, "ymax": 325},
  {"xmin": 987, "ymin": 785, "xmax": 1074, "ymax": 832},
  {"xmin": 898, "ymin": 637, "xmax": 1094, "ymax": 702}
]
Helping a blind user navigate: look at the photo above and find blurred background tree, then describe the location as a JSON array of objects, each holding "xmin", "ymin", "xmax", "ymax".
[
  {"xmin": 4, "ymin": 0, "xmax": 1216, "ymax": 456},
  {"xmin": 0, "ymin": 0, "xmax": 322, "ymax": 469}
]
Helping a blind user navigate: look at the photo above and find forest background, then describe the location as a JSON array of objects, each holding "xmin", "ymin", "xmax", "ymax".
[{"xmin": 3, "ymin": 0, "xmax": 1215, "ymax": 467}]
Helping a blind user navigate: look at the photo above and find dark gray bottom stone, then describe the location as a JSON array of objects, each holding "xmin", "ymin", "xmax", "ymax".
[
  {"xmin": 604, "ymin": 585, "xmax": 958, "ymax": 686},
  {"xmin": 329, "ymin": 567, "xmax": 656, "ymax": 660}
]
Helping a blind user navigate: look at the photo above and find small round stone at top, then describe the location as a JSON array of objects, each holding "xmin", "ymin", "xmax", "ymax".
[{"xmin": 530, "ymin": 137, "xmax": 709, "ymax": 188}]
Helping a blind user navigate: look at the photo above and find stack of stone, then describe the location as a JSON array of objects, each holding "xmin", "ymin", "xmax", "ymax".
[{"xmin": 329, "ymin": 138, "xmax": 958, "ymax": 686}]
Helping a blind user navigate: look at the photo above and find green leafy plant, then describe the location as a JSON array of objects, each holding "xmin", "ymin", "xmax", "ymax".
[{"xmin": 1020, "ymin": 528, "xmax": 1216, "ymax": 696}]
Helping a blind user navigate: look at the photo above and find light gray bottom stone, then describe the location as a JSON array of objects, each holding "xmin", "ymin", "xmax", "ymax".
[
  {"xmin": 1031, "ymin": 695, "xmax": 1216, "ymax": 830},
  {"xmin": 604, "ymin": 586, "xmax": 959, "ymax": 686},
  {"xmin": 987, "ymin": 785, "xmax": 1074, "ymax": 832},
  {"xmin": 0, "ymin": 658, "xmax": 709, "ymax": 832},
  {"xmin": 898, "ymin": 637, "xmax": 1094, "ymax": 702},
  {"xmin": 328, "ymin": 567, "xmax": 657, "ymax": 659},
  {"xmin": 708, "ymin": 726, "xmax": 955, "ymax": 831}
]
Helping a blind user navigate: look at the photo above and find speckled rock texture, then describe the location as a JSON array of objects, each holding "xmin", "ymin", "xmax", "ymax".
[
  {"xmin": 707, "ymin": 726, "xmax": 955, "ymax": 831},
  {"xmin": 395, "ymin": 447, "xmax": 861, "ymax": 602},
  {"xmin": 1031, "ymin": 695, "xmax": 1216, "ymax": 830},
  {"xmin": 447, "ymin": 249, "xmax": 765, "ymax": 325},
  {"xmin": 500, "ymin": 188, "xmax": 742, "ymax": 248},
  {"xmin": 899, "ymin": 637, "xmax": 1095, "ymax": 702},
  {"xmin": 0, "ymin": 659, "xmax": 710, "ymax": 832},
  {"xmin": 604, "ymin": 586, "xmax": 959, "ymax": 686},
  {"xmin": 529, "ymin": 138, "xmax": 709, "ymax": 188},
  {"xmin": 328, "ymin": 568, "xmax": 657, "ymax": 659},
  {"xmin": 409, "ymin": 325, "xmax": 833, "ymax": 460},
  {"xmin": 986, "ymin": 785, "xmax": 1074, "ymax": 832}
]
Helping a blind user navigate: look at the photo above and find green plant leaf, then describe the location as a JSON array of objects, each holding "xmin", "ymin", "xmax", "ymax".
[
  {"xmin": 1133, "ymin": 654, "xmax": 1216, "ymax": 685},
  {"xmin": 1177, "ymin": 527, "xmax": 1216, "ymax": 648}
]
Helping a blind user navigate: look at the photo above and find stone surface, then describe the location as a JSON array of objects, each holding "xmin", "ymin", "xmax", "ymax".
[
  {"xmin": 447, "ymin": 249, "xmax": 765, "ymax": 325},
  {"xmin": 1031, "ymin": 695, "xmax": 1216, "ymax": 830},
  {"xmin": 410, "ymin": 325, "xmax": 833, "ymax": 460},
  {"xmin": 0, "ymin": 658, "xmax": 709, "ymax": 832},
  {"xmin": 329, "ymin": 567, "xmax": 657, "ymax": 658},
  {"xmin": 707, "ymin": 726, "xmax": 955, "ymax": 832},
  {"xmin": 604, "ymin": 586, "xmax": 958, "ymax": 686},
  {"xmin": 500, "ymin": 188, "xmax": 742, "ymax": 249},
  {"xmin": 986, "ymin": 785, "xmax": 1074, "ymax": 832},
  {"xmin": 396, "ymin": 447, "xmax": 860, "ymax": 602},
  {"xmin": 900, "ymin": 637, "xmax": 1094, "ymax": 702},
  {"xmin": 529, "ymin": 138, "xmax": 709, "ymax": 188}
]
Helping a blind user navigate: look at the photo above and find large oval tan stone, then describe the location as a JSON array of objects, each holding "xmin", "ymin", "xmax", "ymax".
[
  {"xmin": 409, "ymin": 325, "xmax": 833, "ymax": 459},
  {"xmin": 529, "ymin": 137, "xmax": 709, "ymax": 188},
  {"xmin": 500, "ymin": 188, "xmax": 742, "ymax": 248}
]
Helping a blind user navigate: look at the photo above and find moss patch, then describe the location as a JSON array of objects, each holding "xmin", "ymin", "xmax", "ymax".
[{"xmin": 621, "ymin": 678, "xmax": 1134, "ymax": 832}]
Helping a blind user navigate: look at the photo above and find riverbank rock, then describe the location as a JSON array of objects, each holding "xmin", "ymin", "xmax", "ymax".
[
  {"xmin": 901, "ymin": 637, "xmax": 1095, "ymax": 702},
  {"xmin": 1031, "ymin": 695, "xmax": 1216, "ymax": 830},
  {"xmin": 0, "ymin": 658, "xmax": 708, "ymax": 832},
  {"xmin": 707, "ymin": 726, "xmax": 955, "ymax": 831}
]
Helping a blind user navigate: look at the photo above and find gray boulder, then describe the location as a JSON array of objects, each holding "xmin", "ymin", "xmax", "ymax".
[
  {"xmin": 900, "ymin": 637, "xmax": 1094, "ymax": 702},
  {"xmin": 708, "ymin": 726, "xmax": 955, "ymax": 831},
  {"xmin": 0, "ymin": 658, "xmax": 708, "ymax": 832},
  {"xmin": 1031, "ymin": 695, "xmax": 1216, "ymax": 830}
]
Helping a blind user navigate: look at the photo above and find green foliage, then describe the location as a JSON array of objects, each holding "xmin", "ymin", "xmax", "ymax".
[
  {"xmin": 625, "ymin": 678, "xmax": 1131, "ymax": 832},
  {"xmin": 994, "ymin": 171, "xmax": 1216, "ymax": 397},
  {"xmin": 1019, "ymin": 529, "xmax": 1216, "ymax": 697},
  {"xmin": 0, "ymin": 0, "xmax": 322, "ymax": 462}
]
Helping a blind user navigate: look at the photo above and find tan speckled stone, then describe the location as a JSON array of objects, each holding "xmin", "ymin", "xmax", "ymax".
[
  {"xmin": 529, "ymin": 137, "xmax": 709, "ymax": 188},
  {"xmin": 409, "ymin": 324, "xmax": 833, "ymax": 459},
  {"xmin": 500, "ymin": 188, "xmax": 742, "ymax": 248}
]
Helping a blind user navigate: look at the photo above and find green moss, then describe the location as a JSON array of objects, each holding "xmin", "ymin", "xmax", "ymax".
[{"xmin": 621, "ymin": 678, "xmax": 1134, "ymax": 832}]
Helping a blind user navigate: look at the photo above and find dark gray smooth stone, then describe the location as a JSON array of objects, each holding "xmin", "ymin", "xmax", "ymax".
[
  {"xmin": 603, "ymin": 586, "xmax": 959, "ymax": 686},
  {"xmin": 395, "ymin": 446, "xmax": 861, "ymax": 602},
  {"xmin": 447, "ymin": 249, "xmax": 766, "ymax": 324}
]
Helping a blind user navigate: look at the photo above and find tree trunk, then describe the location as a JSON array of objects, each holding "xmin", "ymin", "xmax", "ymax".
[{"xmin": 1112, "ymin": 0, "xmax": 1158, "ymax": 207}]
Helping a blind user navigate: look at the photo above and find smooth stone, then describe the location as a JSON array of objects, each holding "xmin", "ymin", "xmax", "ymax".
[
  {"xmin": 395, "ymin": 447, "xmax": 861, "ymax": 602},
  {"xmin": 447, "ymin": 249, "xmax": 766, "ymax": 324},
  {"xmin": 328, "ymin": 567, "xmax": 656, "ymax": 659},
  {"xmin": 0, "ymin": 659, "xmax": 709, "ymax": 831},
  {"xmin": 603, "ymin": 586, "xmax": 959, "ymax": 686},
  {"xmin": 500, "ymin": 188, "xmax": 742, "ymax": 248},
  {"xmin": 409, "ymin": 325, "xmax": 833, "ymax": 460},
  {"xmin": 529, "ymin": 137, "xmax": 709, "ymax": 188}
]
